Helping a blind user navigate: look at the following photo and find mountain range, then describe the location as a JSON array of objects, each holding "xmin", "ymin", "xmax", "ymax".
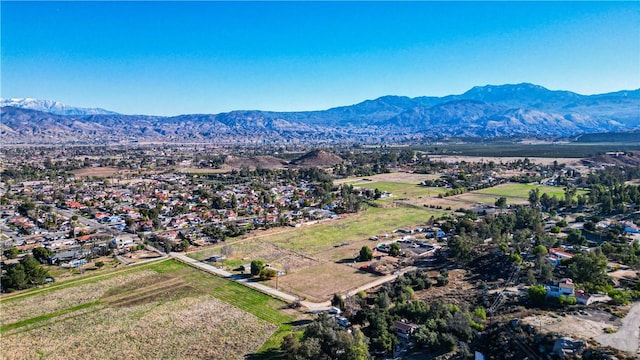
[{"xmin": 2, "ymin": 83, "xmax": 639, "ymax": 145}]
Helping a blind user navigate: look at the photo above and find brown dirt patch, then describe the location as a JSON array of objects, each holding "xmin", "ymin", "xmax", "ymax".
[
  {"xmin": 272, "ymin": 262, "xmax": 379, "ymax": 302},
  {"xmin": 70, "ymin": 166, "xmax": 121, "ymax": 177},
  {"xmin": 336, "ymin": 172, "xmax": 441, "ymax": 185}
]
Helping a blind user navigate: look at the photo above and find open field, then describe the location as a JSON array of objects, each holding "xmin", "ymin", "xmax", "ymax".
[
  {"xmin": 187, "ymin": 205, "xmax": 444, "ymax": 302},
  {"xmin": 474, "ymin": 183, "xmax": 585, "ymax": 199},
  {"xmin": 335, "ymin": 172, "xmax": 441, "ymax": 185},
  {"xmin": 70, "ymin": 166, "xmax": 122, "ymax": 177},
  {"xmin": 424, "ymin": 183, "xmax": 588, "ymax": 210},
  {"xmin": 260, "ymin": 206, "xmax": 443, "ymax": 254},
  {"xmin": 1, "ymin": 259, "xmax": 294, "ymax": 359},
  {"xmin": 353, "ymin": 181, "xmax": 447, "ymax": 203},
  {"xmin": 428, "ymin": 155, "xmax": 584, "ymax": 166},
  {"xmin": 270, "ymin": 262, "xmax": 379, "ymax": 302},
  {"xmin": 523, "ymin": 303, "xmax": 640, "ymax": 354}
]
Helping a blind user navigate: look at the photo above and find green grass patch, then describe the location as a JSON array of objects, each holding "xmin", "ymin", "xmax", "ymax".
[
  {"xmin": 210, "ymin": 281, "xmax": 292, "ymax": 324},
  {"xmin": 0, "ymin": 260, "xmax": 164, "ymax": 304},
  {"xmin": 353, "ymin": 181, "xmax": 446, "ymax": 202},
  {"xmin": 221, "ymin": 258, "xmax": 247, "ymax": 270},
  {"xmin": 255, "ymin": 324, "xmax": 295, "ymax": 358},
  {"xmin": 474, "ymin": 183, "xmax": 586, "ymax": 199},
  {"xmin": 1, "ymin": 301, "xmax": 102, "ymax": 333},
  {"xmin": 260, "ymin": 206, "xmax": 443, "ymax": 253}
]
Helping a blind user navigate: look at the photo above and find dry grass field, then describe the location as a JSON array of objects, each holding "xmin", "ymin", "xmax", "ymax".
[
  {"xmin": 70, "ymin": 166, "xmax": 122, "ymax": 177},
  {"xmin": 187, "ymin": 205, "xmax": 444, "ymax": 302},
  {"xmin": 269, "ymin": 262, "xmax": 379, "ymax": 302},
  {"xmin": 335, "ymin": 172, "xmax": 441, "ymax": 185},
  {"xmin": 1, "ymin": 260, "xmax": 293, "ymax": 360}
]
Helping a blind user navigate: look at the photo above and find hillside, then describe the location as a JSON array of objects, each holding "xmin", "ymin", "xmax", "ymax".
[
  {"xmin": 1, "ymin": 84, "xmax": 639, "ymax": 144},
  {"xmin": 290, "ymin": 150, "xmax": 343, "ymax": 167}
]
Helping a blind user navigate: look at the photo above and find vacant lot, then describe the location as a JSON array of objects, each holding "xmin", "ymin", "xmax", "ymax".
[
  {"xmin": 474, "ymin": 183, "xmax": 582, "ymax": 199},
  {"xmin": 187, "ymin": 205, "xmax": 444, "ymax": 302},
  {"xmin": 336, "ymin": 172, "xmax": 441, "ymax": 185},
  {"xmin": 260, "ymin": 206, "xmax": 443, "ymax": 254},
  {"xmin": 270, "ymin": 262, "xmax": 379, "ymax": 302},
  {"xmin": 426, "ymin": 183, "xmax": 588, "ymax": 210},
  {"xmin": 70, "ymin": 166, "xmax": 122, "ymax": 177},
  {"xmin": 1, "ymin": 259, "xmax": 293, "ymax": 359},
  {"xmin": 354, "ymin": 181, "xmax": 447, "ymax": 204}
]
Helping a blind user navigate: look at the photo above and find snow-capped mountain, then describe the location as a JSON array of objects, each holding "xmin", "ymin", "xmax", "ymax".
[{"xmin": 0, "ymin": 98, "xmax": 118, "ymax": 115}]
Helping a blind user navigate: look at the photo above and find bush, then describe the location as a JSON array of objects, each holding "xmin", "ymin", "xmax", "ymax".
[
  {"xmin": 95, "ymin": 261, "xmax": 105, "ymax": 268},
  {"xmin": 527, "ymin": 284, "xmax": 547, "ymax": 306},
  {"xmin": 259, "ymin": 268, "xmax": 277, "ymax": 280},
  {"xmin": 359, "ymin": 246, "xmax": 373, "ymax": 261},
  {"xmin": 608, "ymin": 289, "xmax": 631, "ymax": 305}
]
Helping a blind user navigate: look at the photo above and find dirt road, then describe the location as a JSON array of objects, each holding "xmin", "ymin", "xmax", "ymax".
[{"xmin": 596, "ymin": 302, "xmax": 640, "ymax": 353}]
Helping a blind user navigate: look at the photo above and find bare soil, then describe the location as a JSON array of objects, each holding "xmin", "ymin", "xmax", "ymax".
[{"xmin": 70, "ymin": 166, "xmax": 122, "ymax": 177}]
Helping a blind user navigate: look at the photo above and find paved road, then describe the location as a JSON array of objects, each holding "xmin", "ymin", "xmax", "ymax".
[{"xmin": 595, "ymin": 302, "xmax": 640, "ymax": 353}]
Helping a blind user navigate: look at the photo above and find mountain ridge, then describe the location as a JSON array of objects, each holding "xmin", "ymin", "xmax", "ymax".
[
  {"xmin": 2, "ymin": 83, "xmax": 639, "ymax": 144},
  {"xmin": 0, "ymin": 98, "xmax": 118, "ymax": 116}
]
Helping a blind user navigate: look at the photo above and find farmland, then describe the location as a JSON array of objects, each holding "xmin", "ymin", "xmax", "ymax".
[
  {"xmin": 0, "ymin": 260, "xmax": 294, "ymax": 360},
  {"xmin": 188, "ymin": 205, "xmax": 444, "ymax": 302},
  {"xmin": 262, "ymin": 206, "xmax": 442, "ymax": 254}
]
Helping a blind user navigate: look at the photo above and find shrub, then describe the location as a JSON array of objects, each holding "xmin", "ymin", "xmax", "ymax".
[{"xmin": 259, "ymin": 268, "xmax": 277, "ymax": 280}]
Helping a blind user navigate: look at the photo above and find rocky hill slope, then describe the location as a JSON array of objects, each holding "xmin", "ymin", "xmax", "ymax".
[{"xmin": 2, "ymin": 84, "xmax": 638, "ymax": 144}]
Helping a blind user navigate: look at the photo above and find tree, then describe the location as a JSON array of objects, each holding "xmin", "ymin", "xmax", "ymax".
[
  {"xmin": 566, "ymin": 229, "xmax": 586, "ymax": 246},
  {"xmin": 1, "ymin": 255, "xmax": 51, "ymax": 292},
  {"xmin": 389, "ymin": 242, "xmax": 401, "ymax": 257},
  {"xmin": 4, "ymin": 246, "xmax": 19, "ymax": 259},
  {"xmin": 32, "ymin": 246, "xmax": 53, "ymax": 264},
  {"xmin": 359, "ymin": 246, "xmax": 373, "ymax": 261},
  {"xmin": 332, "ymin": 293, "xmax": 346, "ymax": 311},
  {"xmin": 567, "ymin": 251, "xmax": 608, "ymax": 289},
  {"xmin": 251, "ymin": 259, "xmax": 265, "ymax": 276},
  {"xmin": 448, "ymin": 233, "xmax": 476, "ymax": 263},
  {"xmin": 527, "ymin": 284, "xmax": 547, "ymax": 306},
  {"xmin": 495, "ymin": 196, "xmax": 507, "ymax": 209},
  {"xmin": 528, "ymin": 188, "xmax": 540, "ymax": 207}
]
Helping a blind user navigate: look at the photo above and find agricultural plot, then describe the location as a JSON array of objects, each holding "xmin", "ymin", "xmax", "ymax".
[
  {"xmin": 354, "ymin": 181, "xmax": 447, "ymax": 203},
  {"xmin": 186, "ymin": 205, "xmax": 443, "ymax": 302},
  {"xmin": 70, "ymin": 166, "xmax": 122, "ymax": 177},
  {"xmin": 270, "ymin": 262, "xmax": 379, "ymax": 303},
  {"xmin": 1, "ymin": 259, "xmax": 293, "ymax": 360},
  {"xmin": 474, "ymin": 183, "xmax": 576, "ymax": 199},
  {"xmin": 335, "ymin": 172, "xmax": 441, "ymax": 185},
  {"xmin": 260, "ymin": 206, "xmax": 443, "ymax": 254},
  {"xmin": 427, "ymin": 183, "xmax": 588, "ymax": 210}
]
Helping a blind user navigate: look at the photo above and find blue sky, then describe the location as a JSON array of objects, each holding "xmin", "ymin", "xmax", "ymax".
[{"xmin": 2, "ymin": 1, "xmax": 639, "ymax": 115}]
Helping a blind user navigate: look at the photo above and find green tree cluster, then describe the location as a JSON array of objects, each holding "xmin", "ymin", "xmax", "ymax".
[
  {"xmin": 1, "ymin": 255, "xmax": 51, "ymax": 292},
  {"xmin": 281, "ymin": 313, "xmax": 369, "ymax": 360}
]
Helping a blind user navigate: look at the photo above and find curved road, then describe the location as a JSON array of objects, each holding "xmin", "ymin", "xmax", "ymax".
[{"xmin": 169, "ymin": 252, "xmax": 414, "ymax": 312}]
